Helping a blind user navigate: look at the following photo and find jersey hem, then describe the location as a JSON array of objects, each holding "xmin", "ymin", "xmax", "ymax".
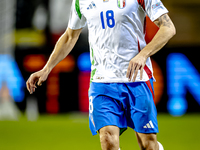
[{"xmin": 91, "ymin": 76, "xmax": 155, "ymax": 83}]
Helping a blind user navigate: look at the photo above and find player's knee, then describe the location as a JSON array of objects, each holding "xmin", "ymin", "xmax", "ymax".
[{"xmin": 100, "ymin": 130, "xmax": 119, "ymax": 149}]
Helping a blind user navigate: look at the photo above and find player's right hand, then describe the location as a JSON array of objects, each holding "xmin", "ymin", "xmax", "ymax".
[{"xmin": 26, "ymin": 69, "xmax": 49, "ymax": 94}]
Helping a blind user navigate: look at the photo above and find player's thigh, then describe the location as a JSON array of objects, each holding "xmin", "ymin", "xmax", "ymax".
[
  {"xmin": 135, "ymin": 132, "xmax": 158, "ymax": 150},
  {"xmin": 90, "ymin": 94, "xmax": 126, "ymax": 133},
  {"xmin": 128, "ymin": 79, "xmax": 159, "ymax": 134}
]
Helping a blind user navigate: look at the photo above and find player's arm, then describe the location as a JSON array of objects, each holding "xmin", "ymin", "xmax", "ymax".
[
  {"xmin": 141, "ymin": 13, "xmax": 176, "ymax": 57},
  {"xmin": 26, "ymin": 28, "xmax": 82, "ymax": 94},
  {"xmin": 42, "ymin": 27, "xmax": 82, "ymax": 74},
  {"xmin": 126, "ymin": 13, "xmax": 176, "ymax": 81}
]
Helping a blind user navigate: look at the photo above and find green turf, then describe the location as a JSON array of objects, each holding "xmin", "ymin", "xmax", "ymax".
[{"xmin": 0, "ymin": 113, "xmax": 199, "ymax": 150}]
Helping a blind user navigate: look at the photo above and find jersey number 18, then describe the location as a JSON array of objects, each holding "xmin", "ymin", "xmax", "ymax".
[{"xmin": 100, "ymin": 10, "xmax": 115, "ymax": 29}]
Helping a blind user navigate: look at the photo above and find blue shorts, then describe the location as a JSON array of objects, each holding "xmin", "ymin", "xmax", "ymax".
[{"xmin": 88, "ymin": 78, "xmax": 158, "ymax": 135}]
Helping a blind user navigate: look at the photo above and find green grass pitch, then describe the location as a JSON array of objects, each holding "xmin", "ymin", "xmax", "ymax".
[{"xmin": 0, "ymin": 113, "xmax": 199, "ymax": 150}]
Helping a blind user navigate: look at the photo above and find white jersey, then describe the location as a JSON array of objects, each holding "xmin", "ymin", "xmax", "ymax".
[{"xmin": 68, "ymin": 0, "xmax": 168, "ymax": 82}]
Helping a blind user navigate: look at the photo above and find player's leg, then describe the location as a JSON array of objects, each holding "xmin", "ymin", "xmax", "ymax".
[
  {"xmin": 135, "ymin": 132, "xmax": 164, "ymax": 150},
  {"xmin": 126, "ymin": 78, "xmax": 163, "ymax": 150},
  {"xmin": 99, "ymin": 125, "xmax": 120, "ymax": 150},
  {"xmin": 89, "ymin": 82, "xmax": 127, "ymax": 150}
]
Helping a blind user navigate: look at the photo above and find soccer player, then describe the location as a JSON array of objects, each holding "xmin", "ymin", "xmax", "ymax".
[{"xmin": 26, "ymin": 0, "xmax": 175, "ymax": 149}]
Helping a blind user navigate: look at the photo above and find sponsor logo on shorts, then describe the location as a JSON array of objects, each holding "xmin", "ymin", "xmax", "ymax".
[{"xmin": 143, "ymin": 120, "xmax": 154, "ymax": 129}]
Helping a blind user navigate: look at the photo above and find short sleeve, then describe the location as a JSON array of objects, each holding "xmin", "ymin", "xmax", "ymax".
[
  {"xmin": 68, "ymin": 0, "xmax": 86, "ymax": 29},
  {"xmin": 138, "ymin": 0, "xmax": 169, "ymax": 22}
]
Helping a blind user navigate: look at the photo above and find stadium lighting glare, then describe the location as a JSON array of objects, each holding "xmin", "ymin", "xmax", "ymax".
[
  {"xmin": 167, "ymin": 53, "xmax": 200, "ymax": 116},
  {"xmin": 0, "ymin": 54, "xmax": 25, "ymax": 102},
  {"xmin": 77, "ymin": 52, "xmax": 91, "ymax": 72}
]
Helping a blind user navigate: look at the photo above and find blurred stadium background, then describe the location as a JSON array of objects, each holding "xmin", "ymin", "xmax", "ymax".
[{"xmin": 0, "ymin": 0, "xmax": 200, "ymax": 149}]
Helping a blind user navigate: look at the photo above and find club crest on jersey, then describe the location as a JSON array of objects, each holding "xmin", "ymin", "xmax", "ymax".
[{"xmin": 117, "ymin": 0, "xmax": 126, "ymax": 9}]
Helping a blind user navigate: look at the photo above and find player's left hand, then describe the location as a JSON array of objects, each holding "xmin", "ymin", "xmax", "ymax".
[{"xmin": 126, "ymin": 54, "xmax": 147, "ymax": 82}]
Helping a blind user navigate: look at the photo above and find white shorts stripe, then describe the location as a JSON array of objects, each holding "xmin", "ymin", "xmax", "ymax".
[{"xmin": 149, "ymin": 120, "xmax": 154, "ymax": 128}]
